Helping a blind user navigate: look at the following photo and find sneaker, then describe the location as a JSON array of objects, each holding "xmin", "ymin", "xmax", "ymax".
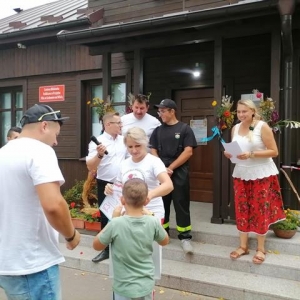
[{"xmin": 181, "ymin": 239, "xmax": 193, "ymax": 254}]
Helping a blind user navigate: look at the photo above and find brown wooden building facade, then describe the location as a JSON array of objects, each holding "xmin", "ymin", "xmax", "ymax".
[{"xmin": 0, "ymin": 0, "xmax": 300, "ymax": 223}]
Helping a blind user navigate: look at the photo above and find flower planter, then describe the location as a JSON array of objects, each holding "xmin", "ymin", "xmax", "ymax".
[
  {"xmin": 71, "ymin": 218, "xmax": 85, "ymax": 229},
  {"xmin": 273, "ymin": 228, "xmax": 297, "ymax": 239},
  {"xmin": 84, "ymin": 221, "xmax": 101, "ymax": 232}
]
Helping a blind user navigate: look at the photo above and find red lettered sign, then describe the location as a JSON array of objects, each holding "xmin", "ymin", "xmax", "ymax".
[{"xmin": 39, "ymin": 85, "xmax": 65, "ymax": 102}]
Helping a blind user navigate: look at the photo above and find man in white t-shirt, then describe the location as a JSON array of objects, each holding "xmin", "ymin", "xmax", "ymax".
[
  {"xmin": 121, "ymin": 94, "xmax": 161, "ymax": 139},
  {"xmin": 0, "ymin": 104, "xmax": 80, "ymax": 300}
]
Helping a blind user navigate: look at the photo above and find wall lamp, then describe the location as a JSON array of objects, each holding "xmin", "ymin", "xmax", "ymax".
[{"xmin": 193, "ymin": 63, "xmax": 201, "ymax": 78}]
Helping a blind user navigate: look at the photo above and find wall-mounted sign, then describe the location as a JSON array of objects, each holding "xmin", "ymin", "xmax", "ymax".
[
  {"xmin": 39, "ymin": 85, "xmax": 65, "ymax": 102},
  {"xmin": 190, "ymin": 118, "xmax": 207, "ymax": 145}
]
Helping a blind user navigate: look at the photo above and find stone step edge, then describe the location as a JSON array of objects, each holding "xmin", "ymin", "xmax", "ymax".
[
  {"xmin": 60, "ymin": 248, "xmax": 299, "ymax": 300},
  {"xmin": 63, "ymin": 230, "xmax": 300, "ymax": 257}
]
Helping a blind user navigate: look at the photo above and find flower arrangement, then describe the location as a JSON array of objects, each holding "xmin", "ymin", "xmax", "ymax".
[
  {"xmin": 126, "ymin": 93, "xmax": 135, "ymax": 114},
  {"xmin": 212, "ymin": 95, "xmax": 236, "ymax": 132},
  {"xmin": 272, "ymin": 209, "xmax": 300, "ymax": 230},
  {"xmin": 253, "ymin": 89, "xmax": 300, "ymax": 133},
  {"xmin": 87, "ymin": 96, "xmax": 115, "ymax": 120}
]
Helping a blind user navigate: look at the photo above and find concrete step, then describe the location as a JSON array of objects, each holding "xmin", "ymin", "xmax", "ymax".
[
  {"xmin": 164, "ymin": 239, "xmax": 300, "ymax": 281},
  {"xmin": 169, "ymin": 227, "xmax": 300, "ymax": 256},
  {"xmin": 60, "ymin": 237, "xmax": 300, "ymax": 281},
  {"xmin": 59, "ymin": 242, "xmax": 300, "ymax": 300},
  {"xmin": 70, "ymin": 225, "xmax": 300, "ymax": 257}
]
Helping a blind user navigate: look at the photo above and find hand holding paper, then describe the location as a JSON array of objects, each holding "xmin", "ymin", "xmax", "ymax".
[
  {"xmin": 222, "ymin": 141, "xmax": 244, "ymax": 164},
  {"xmin": 100, "ymin": 182, "xmax": 123, "ymax": 220}
]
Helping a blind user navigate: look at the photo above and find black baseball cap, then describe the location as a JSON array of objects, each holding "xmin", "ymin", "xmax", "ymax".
[
  {"xmin": 154, "ymin": 99, "xmax": 177, "ymax": 110},
  {"xmin": 20, "ymin": 104, "xmax": 69, "ymax": 127}
]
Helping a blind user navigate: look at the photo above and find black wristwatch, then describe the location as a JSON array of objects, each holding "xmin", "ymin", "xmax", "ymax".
[{"xmin": 65, "ymin": 229, "xmax": 76, "ymax": 242}]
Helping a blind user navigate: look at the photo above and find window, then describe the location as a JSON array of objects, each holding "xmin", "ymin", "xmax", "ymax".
[
  {"xmin": 91, "ymin": 82, "xmax": 126, "ymax": 136},
  {"xmin": 0, "ymin": 88, "xmax": 23, "ymax": 146},
  {"xmin": 81, "ymin": 80, "xmax": 126, "ymax": 156}
]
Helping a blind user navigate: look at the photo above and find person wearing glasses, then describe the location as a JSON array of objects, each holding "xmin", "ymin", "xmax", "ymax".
[
  {"xmin": 0, "ymin": 104, "xmax": 80, "ymax": 300},
  {"xmin": 150, "ymin": 99, "xmax": 197, "ymax": 255},
  {"xmin": 6, "ymin": 126, "xmax": 22, "ymax": 142},
  {"xmin": 121, "ymin": 94, "xmax": 161, "ymax": 139},
  {"xmin": 86, "ymin": 112, "xmax": 127, "ymax": 263}
]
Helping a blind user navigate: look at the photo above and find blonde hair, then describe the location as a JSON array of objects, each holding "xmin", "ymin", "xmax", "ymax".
[
  {"xmin": 123, "ymin": 127, "xmax": 148, "ymax": 147},
  {"xmin": 122, "ymin": 178, "xmax": 148, "ymax": 207},
  {"xmin": 237, "ymin": 99, "xmax": 261, "ymax": 142}
]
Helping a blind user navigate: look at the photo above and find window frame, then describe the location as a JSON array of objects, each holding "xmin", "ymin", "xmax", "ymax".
[{"xmin": 0, "ymin": 86, "xmax": 23, "ymax": 147}]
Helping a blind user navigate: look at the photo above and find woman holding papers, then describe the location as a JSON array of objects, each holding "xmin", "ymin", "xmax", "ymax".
[
  {"xmin": 224, "ymin": 99, "xmax": 285, "ymax": 265},
  {"xmin": 106, "ymin": 126, "xmax": 173, "ymax": 221}
]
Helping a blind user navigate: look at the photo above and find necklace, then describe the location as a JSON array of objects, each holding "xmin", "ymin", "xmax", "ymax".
[{"xmin": 249, "ymin": 120, "xmax": 256, "ymax": 131}]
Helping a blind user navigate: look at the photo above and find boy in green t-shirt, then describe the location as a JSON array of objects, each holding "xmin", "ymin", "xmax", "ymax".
[{"xmin": 93, "ymin": 178, "xmax": 169, "ymax": 300}]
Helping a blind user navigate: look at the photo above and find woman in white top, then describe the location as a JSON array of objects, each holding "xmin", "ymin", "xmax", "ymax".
[
  {"xmin": 106, "ymin": 126, "xmax": 173, "ymax": 221},
  {"xmin": 224, "ymin": 99, "xmax": 285, "ymax": 264}
]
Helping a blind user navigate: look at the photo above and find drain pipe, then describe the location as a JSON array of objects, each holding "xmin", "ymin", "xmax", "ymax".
[{"xmin": 278, "ymin": 0, "xmax": 295, "ymax": 208}]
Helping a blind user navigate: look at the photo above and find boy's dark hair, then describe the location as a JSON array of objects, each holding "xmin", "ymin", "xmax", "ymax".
[
  {"xmin": 122, "ymin": 178, "xmax": 148, "ymax": 207},
  {"xmin": 7, "ymin": 127, "xmax": 22, "ymax": 137}
]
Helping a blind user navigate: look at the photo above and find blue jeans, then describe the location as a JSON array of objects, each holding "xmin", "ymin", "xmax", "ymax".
[{"xmin": 0, "ymin": 265, "xmax": 61, "ymax": 300}]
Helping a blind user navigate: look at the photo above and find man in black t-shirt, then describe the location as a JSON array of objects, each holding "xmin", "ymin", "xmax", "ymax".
[{"xmin": 150, "ymin": 99, "xmax": 197, "ymax": 254}]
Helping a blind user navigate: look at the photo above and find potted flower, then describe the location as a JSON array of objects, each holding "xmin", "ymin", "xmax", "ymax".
[
  {"xmin": 84, "ymin": 209, "xmax": 101, "ymax": 232},
  {"xmin": 271, "ymin": 209, "xmax": 300, "ymax": 239},
  {"xmin": 69, "ymin": 202, "xmax": 85, "ymax": 229}
]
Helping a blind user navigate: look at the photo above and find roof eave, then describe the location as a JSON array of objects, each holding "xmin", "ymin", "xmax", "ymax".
[
  {"xmin": 57, "ymin": 0, "xmax": 279, "ymax": 43},
  {"xmin": 0, "ymin": 18, "xmax": 91, "ymax": 44}
]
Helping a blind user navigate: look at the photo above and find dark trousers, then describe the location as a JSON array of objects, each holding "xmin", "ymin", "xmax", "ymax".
[
  {"xmin": 163, "ymin": 164, "xmax": 192, "ymax": 240},
  {"xmin": 97, "ymin": 179, "xmax": 113, "ymax": 229}
]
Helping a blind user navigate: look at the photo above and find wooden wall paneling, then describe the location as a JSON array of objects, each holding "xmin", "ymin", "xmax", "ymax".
[
  {"xmin": 58, "ymin": 159, "xmax": 88, "ymax": 193},
  {"xmin": 102, "ymin": 52, "xmax": 111, "ymax": 99},
  {"xmin": 88, "ymin": 0, "xmax": 232, "ymax": 25},
  {"xmin": 134, "ymin": 49, "xmax": 144, "ymax": 94},
  {"xmin": 0, "ymin": 44, "xmax": 104, "ymax": 80}
]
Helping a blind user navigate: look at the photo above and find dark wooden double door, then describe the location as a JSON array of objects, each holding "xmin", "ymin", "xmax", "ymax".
[{"xmin": 174, "ymin": 88, "xmax": 215, "ymax": 203}]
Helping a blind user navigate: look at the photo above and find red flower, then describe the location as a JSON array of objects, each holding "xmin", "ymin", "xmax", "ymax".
[
  {"xmin": 92, "ymin": 211, "xmax": 101, "ymax": 219},
  {"xmin": 256, "ymin": 92, "xmax": 262, "ymax": 98},
  {"xmin": 70, "ymin": 202, "xmax": 76, "ymax": 208},
  {"xmin": 223, "ymin": 110, "xmax": 231, "ymax": 118}
]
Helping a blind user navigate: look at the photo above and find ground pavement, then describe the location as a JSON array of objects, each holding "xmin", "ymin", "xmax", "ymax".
[{"xmin": 0, "ymin": 266, "xmax": 220, "ymax": 300}]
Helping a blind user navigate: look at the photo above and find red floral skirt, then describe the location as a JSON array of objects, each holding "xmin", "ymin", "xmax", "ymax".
[{"xmin": 233, "ymin": 175, "xmax": 285, "ymax": 235}]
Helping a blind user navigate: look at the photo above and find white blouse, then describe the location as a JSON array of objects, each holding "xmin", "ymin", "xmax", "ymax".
[{"xmin": 232, "ymin": 121, "xmax": 278, "ymax": 180}]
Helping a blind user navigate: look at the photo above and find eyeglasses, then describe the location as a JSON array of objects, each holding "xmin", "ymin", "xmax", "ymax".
[
  {"xmin": 157, "ymin": 109, "xmax": 171, "ymax": 116},
  {"xmin": 109, "ymin": 121, "xmax": 122, "ymax": 125},
  {"xmin": 38, "ymin": 110, "xmax": 61, "ymax": 121}
]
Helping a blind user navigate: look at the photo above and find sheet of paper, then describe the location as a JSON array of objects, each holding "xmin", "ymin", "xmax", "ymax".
[
  {"xmin": 100, "ymin": 181, "xmax": 123, "ymax": 220},
  {"xmin": 222, "ymin": 141, "xmax": 244, "ymax": 164}
]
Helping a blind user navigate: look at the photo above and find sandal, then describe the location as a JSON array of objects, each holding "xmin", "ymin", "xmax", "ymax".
[
  {"xmin": 252, "ymin": 249, "xmax": 266, "ymax": 264},
  {"xmin": 230, "ymin": 246, "xmax": 249, "ymax": 260}
]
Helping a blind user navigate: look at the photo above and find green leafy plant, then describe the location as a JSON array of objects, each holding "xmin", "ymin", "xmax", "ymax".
[
  {"xmin": 63, "ymin": 180, "xmax": 85, "ymax": 206},
  {"xmin": 272, "ymin": 209, "xmax": 300, "ymax": 230},
  {"xmin": 69, "ymin": 202, "xmax": 85, "ymax": 220}
]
